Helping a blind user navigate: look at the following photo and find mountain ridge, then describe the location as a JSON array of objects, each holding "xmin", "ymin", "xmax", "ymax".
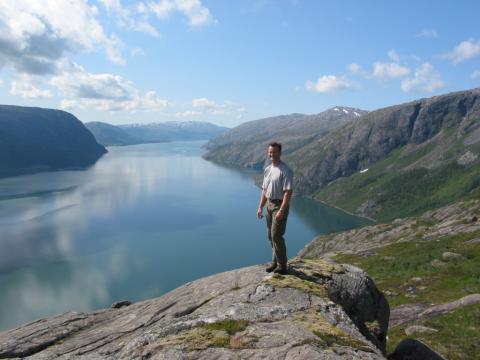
[
  {"xmin": 204, "ymin": 88, "xmax": 480, "ymax": 221},
  {"xmin": 204, "ymin": 106, "xmax": 369, "ymax": 171},
  {"xmin": 303, "ymin": 88, "xmax": 480, "ymax": 220},
  {"xmin": 0, "ymin": 105, "xmax": 107, "ymax": 178},
  {"xmin": 86, "ymin": 120, "xmax": 228, "ymax": 146}
]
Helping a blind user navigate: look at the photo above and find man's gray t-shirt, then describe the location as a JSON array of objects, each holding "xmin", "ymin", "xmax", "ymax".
[{"xmin": 262, "ymin": 161, "xmax": 293, "ymax": 200}]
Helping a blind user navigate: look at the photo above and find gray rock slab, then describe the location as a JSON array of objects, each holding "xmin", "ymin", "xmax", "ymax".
[
  {"xmin": 404, "ymin": 325, "xmax": 438, "ymax": 336},
  {"xmin": 389, "ymin": 294, "xmax": 480, "ymax": 328},
  {"xmin": 0, "ymin": 259, "xmax": 387, "ymax": 359},
  {"xmin": 441, "ymin": 251, "xmax": 463, "ymax": 261}
]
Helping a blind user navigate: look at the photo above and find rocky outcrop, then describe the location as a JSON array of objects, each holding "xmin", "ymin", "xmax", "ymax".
[
  {"xmin": 298, "ymin": 198, "xmax": 480, "ymax": 358},
  {"xmin": 389, "ymin": 294, "xmax": 480, "ymax": 329},
  {"xmin": 86, "ymin": 121, "xmax": 229, "ymax": 147},
  {"xmin": 0, "ymin": 258, "xmax": 388, "ymax": 359},
  {"xmin": 299, "ymin": 199, "xmax": 480, "ymax": 259},
  {"xmin": 388, "ymin": 339, "xmax": 446, "ymax": 360}
]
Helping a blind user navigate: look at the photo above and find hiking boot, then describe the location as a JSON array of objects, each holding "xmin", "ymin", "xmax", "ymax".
[
  {"xmin": 265, "ymin": 262, "xmax": 277, "ymax": 273},
  {"xmin": 273, "ymin": 265, "xmax": 287, "ymax": 275}
]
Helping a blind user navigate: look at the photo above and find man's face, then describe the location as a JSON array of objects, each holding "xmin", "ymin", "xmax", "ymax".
[{"xmin": 268, "ymin": 146, "xmax": 281, "ymax": 163}]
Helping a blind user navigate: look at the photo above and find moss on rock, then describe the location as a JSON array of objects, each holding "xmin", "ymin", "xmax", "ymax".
[
  {"xmin": 265, "ymin": 273, "xmax": 329, "ymax": 299},
  {"xmin": 294, "ymin": 310, "xmax": 374, "ymax": 353}
]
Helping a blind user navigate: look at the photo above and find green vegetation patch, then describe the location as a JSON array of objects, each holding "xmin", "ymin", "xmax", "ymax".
[
  {"xmin": 151, "ymin": 319, "xmax": 252, "ymax": 351},
  {"xmin": 387, "ymin": 303, "xmax": 480, "ymax": 360},
  {"xmin": 265, "ymin": 273, "xmax": 329, "ymax": 299},
  {"xmin": 153, "ymin": 326, "xmax": 231, "ymax": 351},
  {"xmin": 290, "ymin": 258, "xmax": 345, "ymax": 277},
  {"xmin": 202, "ymin": 319, "xmax": 250, "ymax": 335},
  {"xmin": 336, "ymin": 230, "xmax": 480, "ymax": 308},
  {"xmin": 265, "ymin": 258, "xmax": 345, "ymax": 299},
  {"xmin": 335, "ymin": 229, "xmax": 480, "ymax": 358},
  {"xmin": 295, "ymin": 310, "xmax": 374, "ymax": 352},
  {"xmin": 315, "ymin": 144, "xmax": 480, "ymax": 222}
]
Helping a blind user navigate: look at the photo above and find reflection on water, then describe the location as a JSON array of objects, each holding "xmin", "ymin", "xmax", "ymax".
[{"xmin": 0, "ymin": 141, "xmax": 368, "ymax": 331}]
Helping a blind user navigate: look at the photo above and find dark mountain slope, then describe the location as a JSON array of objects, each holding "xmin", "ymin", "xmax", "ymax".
[
  {"xmin": 288, "ymin": 88, "xmax": 480, "ymax": 220},
  {"xmin": 85, "ymin": 121, "xmax": 139, "ymax": 146},
  {"xmin": 0, "ymin": 105, "xmax": 106, "ymax": 178}
]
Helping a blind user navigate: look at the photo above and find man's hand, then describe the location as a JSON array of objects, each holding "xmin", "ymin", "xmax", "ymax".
[
  {"xmin": 275, "ymin": 209, "xmax": 284, "ymax": 221},
  {"xmin": 257, "ymin": 207, "xmax": 264, "ymax": 219}
]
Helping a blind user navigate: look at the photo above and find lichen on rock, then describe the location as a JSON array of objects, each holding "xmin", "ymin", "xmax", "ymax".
[{"xmin": 0, "ymin": 258, "xmax": 389, "ymax": 359}]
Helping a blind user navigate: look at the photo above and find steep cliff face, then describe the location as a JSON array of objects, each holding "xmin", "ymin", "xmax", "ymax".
[
  {"xmin": 0, "ymin": 105, "xmax": 107, "ymax": 178},
  {"xmin": 288, "ymin": 88, "xmax": 480, "ymax": 195},
  {"xmin": 0, "ymin": 259, "xmax": 389, "ymax": 359},
  {"xmin": 306, "ymin": 89, "xmax": 480, "ymax": 220}
]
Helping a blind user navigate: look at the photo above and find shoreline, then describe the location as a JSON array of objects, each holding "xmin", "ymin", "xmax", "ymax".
[
  {"xmin": 312, "ymin": 196, "xmax": 377, "ymax": 223},
  {"xmin": 201, "ymin": 157, "xmax": 377, "ymax": 224}
]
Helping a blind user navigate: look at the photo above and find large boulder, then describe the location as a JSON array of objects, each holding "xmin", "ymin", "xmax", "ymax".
[{"xmin": 0, "ymin": 258, "xmax": 389, "ymax": 359}]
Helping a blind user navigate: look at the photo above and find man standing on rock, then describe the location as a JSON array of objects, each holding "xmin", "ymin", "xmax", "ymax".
[{"xmin": 257, "ymin": 142, "xmax": 293, "ymax": 275}]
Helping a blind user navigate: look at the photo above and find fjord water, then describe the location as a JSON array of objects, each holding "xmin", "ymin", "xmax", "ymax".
[{"xmin": 0, "ymin": 141, "xmax": 368, "ymax": 331}]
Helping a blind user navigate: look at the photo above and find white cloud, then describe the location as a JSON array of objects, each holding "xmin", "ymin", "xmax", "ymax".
[
  {"xmin": 210, "ymin": 109, "xmax": 229, "ymax": 116},
  {"xmin": 401, "ymin": 63, "xmax": 445, "ymax": 93},
  {"xmin": 192, "ymin": 97, "xmax": 216, "ymax": 108},
  {"xmin": 388, "ymin": 49, "xmax": 401, "ymax": 62},
  {"xmin": 0, "ymin": 79, "xmax": 3, "ymax": 87},
  {"xmin": 175, "ymin": 110, "xmax": 201, "ymax": 117},
  {"xmin": 190, "ymin": 97, "xmax": 244, "ymax": 117},
  {"xmin": 100, "ymin": 0, "xmax": 128, "ymax": 17},
  {"xmin": 347, "ymin": 63, "xmax": 370, "ymax": 78},
  {"xmin": 372, "ymin": 62, "xmax": 410, "ymax": 79},
  {"xmin": 444, "ymin": 38, "xmax": 480, "ymax": 64},
  {"xmin": 59, "ymin": 99, "xmax": 78, "ymax": 110},
  {"xmin": 146, "ymin": 0, "xmax": 215, "ymax": 27},
  {"xmin": 347, "ymin": 63, "xmax": 361, "ymax": 74},
  {"xmin": 52, "ymin": 62, "xmax": 169, "ymax": 112},
  {"xmin": 99, "ymin": 0, "xmax": 160, "ymax": 37},
  {"xmin": 10, "ymin": 79, "xmax": 53, "ymax": 98},
  {"xmin": 0, "ymin": 0, "xmax": 124, "ymax": 75},
  {"xmin": 132, "ymin": 21, "xmax": 160, "ymax": 36},
  {"xmin": 416, "ymin": 28, "xmax": 438, "ymax": 38},
  {"xmin": 472, "ymin": 70, "xmax": 480, "ymax": 79},
  {"xmin": 305, "ymin": 75, "xmax": 353, "ymax": 93}
]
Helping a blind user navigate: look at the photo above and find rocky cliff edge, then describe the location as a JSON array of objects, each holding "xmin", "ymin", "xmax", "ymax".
[{"xmin": 0, "ymin": 258, "xmax": 389, "ymax": 359}]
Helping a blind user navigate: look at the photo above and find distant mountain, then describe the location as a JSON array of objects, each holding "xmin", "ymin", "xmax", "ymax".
[
  {"xmin": 86, "ymin": 121, "xmax": 229, "ymax": 146},
  {"xmin": 203, "ymin": 89, "xmax": 480, "ymax": 221},
  {"xmin": 85, "ymin": 121, "xmax": 139, "ymax": 146},
  {"xmin": 288, "ymin": 88, "xmax": 480, "ymax": 220},
  {"xmin": 0, "ymin": 105, "xmax": 107, "ymax": 178},
  {"xmin": 203, "ymin": 107, "xmax": 368, "ymax": 170}
]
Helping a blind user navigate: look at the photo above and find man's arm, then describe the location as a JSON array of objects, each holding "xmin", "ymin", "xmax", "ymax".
[
  {"xmin": 275, "ymin": 189, "xmax": 292, "ymax": 221},
  {"xmin": 257, "ymin": 190, "xmax": 267, "ymax": 219}
]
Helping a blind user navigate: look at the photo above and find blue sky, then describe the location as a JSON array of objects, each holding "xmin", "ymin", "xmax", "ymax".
[{"xmin": 0, "ymin": 0, "xmax": 479, "ymax": 127}]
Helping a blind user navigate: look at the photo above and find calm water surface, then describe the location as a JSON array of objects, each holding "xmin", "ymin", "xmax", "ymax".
[{"xmin": 0, "ymin": 141, "xmax": 368, "ymax": 331}]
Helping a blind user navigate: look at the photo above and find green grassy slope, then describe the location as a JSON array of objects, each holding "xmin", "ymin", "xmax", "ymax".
[
  {"xmin": 315, "ymin": 140, "xmax": 480, "ymax": 222},
  {"xmin": 335, "ymin": 227, "xmax": 480, "ymax": 358}
]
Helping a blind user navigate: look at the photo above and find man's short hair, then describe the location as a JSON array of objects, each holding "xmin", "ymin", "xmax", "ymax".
[{"xmin": 268, "ymin": 142, "xmax": 282, "ymax": 153}]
